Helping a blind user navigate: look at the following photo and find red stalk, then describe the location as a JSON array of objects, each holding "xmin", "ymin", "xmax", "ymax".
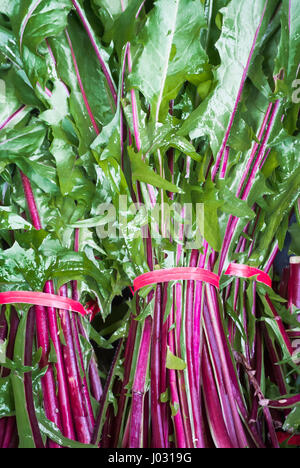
[
  {"xmin": 289, "ymin": 257, "xmax": 300, "ymax": 310},
  {"xmin": 44, "ymin": 281, "xmax": 76, "ymax": 441},
  {"xmin": 218, "ymin": 100, "xmax": 281, "ymax": 274},
  {"xmin": 160, "ymin": 286, "xmax": 170, "ymax": 445},
  {"xmin": 186, "ymin": 252, "xmax": 206, "ymax": 448},
  {"xmin": 58, "ymin": 285, "xmax": 91, "ymax": 443},
  {"xmin": 205, "ymin": 286, "xmax": 250, "ymax": 447},
  {"xmin": 0, "ymin": 309, "xmax": 19, "ymax": 449},
  {"xmin": 91, "ymin": 340, "xmax": 124, "ymax": 446},
  {"xmin": 65, "ymin": 29, "xmax": 100, "ymax": 136},
  {"xmin": 150, "ymin": 285, "xmax": 166, "ymax": 447},
  {"xmin": 72, "ymin": 231, "xmax": 103, "ymax": 403},
  {"xmin": 0, "ymin": 106, "xmax": 26, "ymax": 131},
  {"xmin": 211, "ymin": 0, "xmax": 271, "ymax": 180},
  {"xmin": 1, "ymin": 419, "xmax": 17, "ymax": 448},
  {"xmin": 262, "ymin": 394, "xmax": 300, "ymax": 409},
  {"xmin": 202, "ymin": 343, "xmax": 234, "ymax": 448},
  {"xmin": 111, "ymin": 315, "xmax": 139, "ymax": 447},
  {"xmin": 168, "ymin": 292, "xmax": 186, "ymax": 448},
  {"xmin": 20, "ymin": 172, "xmax": 72, "ymax": 445},
  {"xmin": 70, "ymin": 0, "xmax": 117, "ymax": 106},
  {"xmin": 129, "ymin": 316, "xmax": 152, "ymax": 448},
  {"xmin": 203, "ymin": 299, "xmax": 241, "ymax": 447},
  {"xmin": 24, "ymin": 308, "xmax": 45, "ymax": 448}
]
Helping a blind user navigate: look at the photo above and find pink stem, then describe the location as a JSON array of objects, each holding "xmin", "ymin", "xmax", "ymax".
[
  {"xmin": 218, "ymin": 100, "xmax": 281, "ymax": 274},
  {"xmin": 0, "ymin": 106, "xmax": 26, "ymax": 130},
  {"xmin": 129, "ymin": 316, "xmax": 152, "ymax": 448},
  {"xmin": 211, "ymin": 0, "xmax": 270, "ymax": 180},
  {"xmin": 59, "ymin": 285, "xmax": 91, "ymax": 443},
  {"xmin": 20, "ymin": 0, "xmax": 42, "ymax": 49},
  {"xmin": 70, "ymin": 0, "xmax": 117, "ymax": 106},
  {"xmin": 127, "ymin": 46, "xmax": 142, "ymax": 152},
  {"xmin": 20, "ymin": 172, "xmax": 74, "ymax": 445},
  {"xmin": 168, "ymin": 292, "xmax": 186, "ymax": 448},
  {"xmin": 219, "ymin": 146, "xmax": 230, "ymax": 179},
  {"xmin": 150, "ymin": 285, "xmax": 166, "ymax": 447},
  {"xmin": 65, "ymin": 29, "xmax": 100, "ymax": 136}
]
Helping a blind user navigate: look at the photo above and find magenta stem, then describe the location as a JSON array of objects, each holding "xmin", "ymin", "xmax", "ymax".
[
  {"xmin": 168, "ymin": 292, "xmax": 186, "ymax": 448},
  {"xmin": 218, "ymin": 100, "xmax": 281, "ymax": 274},
  {"xmin": 70, "ymin": 0, "xmax": 117, "ymax": 106},
  {"xmin": 265, "ymin": 394, "xmax": 300, "ymax": 409},
  {"xmin": 205, "ymin": 286, "xmax": 249, "ymax": 448},
  {"xmin": 129, "ymin": 316, "xmax": 152, "ymax": 448},
  {"xmin": 20, "ymin": 172, "xmax": 74, "ymax": 445},
  {"xmin": 24, "ymin": 308, "xmax": 45, "ymax": 448},
  {"xmin": 186, "ymin": 252, "xmax": 206, "ymax": 448},
  {"xmin": 65, "ymin": 29, "xmax": 100, "ymax": 136},
  {"xmin": 211, "ymin": 0, "xmax": 270, "ymax": 180},
  {"xmin": 289, "ymin": 261, "xmax": 300, "ymax": 308},
  {"xmin": 19, "ymin": 0, "xmax": 42, "ymax": 49},
  {"xmin": 0, "ymin": 106, "xmax": 26, "ymax": 131},
  {"xmin": 44, "ymin": 281, "xmax": 76, "ymax": 441},
  {"xmin": 20, "ymin": 173, "xmax": 42, "ymax": 230},
  {"xmin": 202, "ymin": 343, "xmax": 234, "ymax": 448},
  {"xmin": 150, "ymin": 285, "xmax": 166, "ymax": 447},
  {"xmin": 72, "ymin": 229, "xmax": 103, "ymax": 403},
  {"xmin": 58, "ymin": 285, "xmax": 91, "ymax": 443},
  {"xmin": 219, "ymin": 146, "xmax": 230, "ymax": 179}
]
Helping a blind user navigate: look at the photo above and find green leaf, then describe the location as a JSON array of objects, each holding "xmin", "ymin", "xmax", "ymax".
[
  {"xmin": 179, "ymin": 0, "xmax": 276, "ymax": 156},
  {"xmin": 166, "ymin": 346, "xmax": 186, "ymax": 370},
  {"xmin": 129, "ymin": 147, "xmax": 183, "ymax": 193},
  {"xmin": 40, "ymin": 81, "xmax": 69, "ymax": 126},
  {"xmin": 275, "ymin": 0, "xmax": 300, "ymax": 95},
  {"xmin": 283, "ymin": 405, "xmax": 300, "ymax": 433},
  {"xmin": 0, "ymin": 376, "xmax": 15, "ymax": 418},
  {"xmin": 0, "ymin": 207, "xmax": 33, "ymax": 231},
  {"xmin": 50, "ymin": 127, "xmax": 76, "ymax": 196},
  {"xmin": 48, "ymin": 14, "xmax": 115, "ymax": 154},
  {"xmin": 0, "ymin": 124, "xmax": 46, "ymax": 155},
  {"xmin": 0, "ymin": 0, "xmax": 15, "ymax": 17},
  {"xmin": 160, "ymin": 389, "xmax": 170, "ymax": 403},
  {"xmin": 170, "ymin": 401, "xmax": 180, "ymax": 417},
  {"xmin": 253, "ymin": 136, "xmax": 300, "ymax": 255},
  {"xmin": 35, "ymin": 407, "xmax": 97, "ymax": 448},
  {"xmin": 11, "ymin": 0, "xmax": 72, "ymax": 52},
  {"xmin": 204, "ymin": 0, "xmax": 230, "ymax": 64},
  {"xmin": 0, "ymin": 25, "xmax": 23, "ymax": 68},
  {"xmin": 10, "ymin": 312, "xmax": 37, "ymax": 448},
  {"xmin": 130, "ymin": 0, "xmax": 208, "ymax": 122},
  {"xmin": 110, "ymin": 0, "xmax": 145, "ymax": 57}
]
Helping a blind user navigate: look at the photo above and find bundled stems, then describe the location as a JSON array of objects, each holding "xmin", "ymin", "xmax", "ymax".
[{"xmin": 20, "ymin": 174, "xmax": 97, "ymax": 445}]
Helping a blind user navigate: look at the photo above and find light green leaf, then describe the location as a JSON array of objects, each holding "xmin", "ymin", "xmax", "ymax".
[
  {"xmin": 129, "ymin": 147, "xmax": 183, "ymax": 193},
  {"xmin": 0, "ymin": 207, "xmax": 33, "ymax": 231},
  {"xmin": 130, "ymin": 0, "xmax": 208, "ymax": 122},
  {"xmin": 166, "ymin": 346, "xmax": 186, "ymax": 370},
  {"xmin": 179, "ymin": 0, "xmax": 277, "ymax": 156}
]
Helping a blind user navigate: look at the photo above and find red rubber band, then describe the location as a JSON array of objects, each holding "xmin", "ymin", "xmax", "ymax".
[
  {"xmin": 0, "ymin": 291, "xmax": 88, "ymax": 317},
  {"xmin": 134, "ymin": 268, "xmax": 220, "ymax": 293},
  {"xmin": 225, "ymin": 263, "xmax": 272, "ymax": 288}
]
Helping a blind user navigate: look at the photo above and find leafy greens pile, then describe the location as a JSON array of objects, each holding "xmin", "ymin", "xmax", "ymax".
[{"xmin": 0, "ymin": 0, "xmax": 299, "ymax": 449}]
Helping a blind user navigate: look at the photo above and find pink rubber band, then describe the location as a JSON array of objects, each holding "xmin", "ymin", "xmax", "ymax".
[
  {"xmin": 133, "ymin": 268, "xmax": 220, "ymax": 293},
  {"xmin": 225, "ymin": 263, "xmax": 272, "ymax": 288},
  {"xmin": 0, "ymin": 291, "xmax": 89, "ymax": 317}
]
